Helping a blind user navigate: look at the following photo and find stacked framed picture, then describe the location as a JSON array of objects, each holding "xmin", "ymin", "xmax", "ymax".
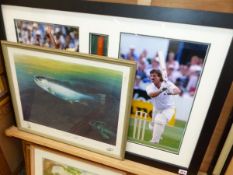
[
  {"xmin": 25, "ymin": 143, "xmax": 126, "ymax": 175},
  {"xmin": 0, "ymin": 1, "xmax": 232, "ymax": 175}
]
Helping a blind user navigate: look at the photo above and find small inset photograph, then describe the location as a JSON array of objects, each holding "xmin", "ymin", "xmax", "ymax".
[
  {"xmin": 89, "ymin": 33, "xmax": 108, "ymax": 56},
  {"xmin": 14, "ymin": 19, "xmax": 79, "ymax": 51}
]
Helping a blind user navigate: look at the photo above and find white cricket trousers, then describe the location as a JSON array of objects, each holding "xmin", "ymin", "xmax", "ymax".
[{"xmin": 151, "ymin": 108, "xmax": 175, "ymax": 143}]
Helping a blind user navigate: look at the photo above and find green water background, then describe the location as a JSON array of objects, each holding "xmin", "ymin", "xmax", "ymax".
[{"xmin": 15, "ymin": 54, "xmax": 123, "ymax": 145}]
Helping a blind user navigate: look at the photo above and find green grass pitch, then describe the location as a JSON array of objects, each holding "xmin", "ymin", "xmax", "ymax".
[{"xmin": 128, "ymin": 118, "xmax": 187, "ymax": 154}]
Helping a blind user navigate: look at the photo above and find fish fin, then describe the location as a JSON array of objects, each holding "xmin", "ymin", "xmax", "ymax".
[
  {"xmin": 75, "ymin": 100, "xmax": 88, "ymax": 106},
  {"xmin": 96, "ymin": 94, "xmax": 106, "ymax": 105},
  {"xmin": 48, "ymin": 87, "xmax": 55, "ymax": 95}
]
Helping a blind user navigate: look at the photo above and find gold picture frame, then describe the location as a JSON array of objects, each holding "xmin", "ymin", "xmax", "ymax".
[{"xmin": 1, "ymin": 41, "xmax": 136, "ymax": 159}]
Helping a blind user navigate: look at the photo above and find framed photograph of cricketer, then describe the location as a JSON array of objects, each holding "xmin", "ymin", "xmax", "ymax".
[
  {"xmin": 89, "ymin": 33, "xmax": 108, "ymax": 56},
  {"xmin": 116, "ymin": 12, "xmax": 232, "ymax": 174},
  {"xmin": 1, "ymin": 41, "xmax": 136, "ymax": 159},
  {"xmin": 30, "ymin": 145, "xmax": 126, "ymax": 175},
  {"xmin": 0, "ymin": 1, "xmax": 232, "ymax": 174},
  {"xmin": 119, "ymin": 31, "xmax": 209, "ymax": 152}
]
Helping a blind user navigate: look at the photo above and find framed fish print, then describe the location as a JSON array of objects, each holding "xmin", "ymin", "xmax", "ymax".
[
  {"xmin": 30, "ymin": 145, "xmax": 126, "ymax": 175},
  {"xmin": 0, "ymin": 1, "xmax": 232, "ymax": 174},
  {"xmin": 1, "ymin": 41, "xmax": 136, "ymax": 159}
]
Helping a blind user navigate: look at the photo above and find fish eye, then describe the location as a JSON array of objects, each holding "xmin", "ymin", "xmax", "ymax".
[{"xmin": 35, "ymin": 76, "xmax": 41, "ymax": 80}]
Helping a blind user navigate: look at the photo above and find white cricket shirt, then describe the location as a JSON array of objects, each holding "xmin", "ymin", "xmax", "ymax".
[{"xmin": 146, "ymin": 81, "xmax": 176, "ymax": 110}]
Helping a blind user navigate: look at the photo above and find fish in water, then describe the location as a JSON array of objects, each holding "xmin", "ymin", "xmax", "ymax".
[
  {"xmin": 34, "ymin": 76, "xmax": 105, "ymax": 105},
  {"xmin": 89, "ymin": 121, "xmax": 116, "ymax": 140}
]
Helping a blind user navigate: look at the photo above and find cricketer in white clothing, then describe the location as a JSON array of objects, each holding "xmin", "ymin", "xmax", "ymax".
[{"xmin": 146, "ymin": 69, "xmax": 181, "ymax": 144}]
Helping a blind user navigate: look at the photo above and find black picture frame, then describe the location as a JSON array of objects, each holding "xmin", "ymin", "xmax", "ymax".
[{"xmin": 0, "ymin": 1, "xmax": 232, "ymax": 175}]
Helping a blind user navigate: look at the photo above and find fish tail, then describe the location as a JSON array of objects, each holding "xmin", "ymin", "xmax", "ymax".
[{"xmin": 96, "ymin": 94, "xmax": 106, "ymax": 105}]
